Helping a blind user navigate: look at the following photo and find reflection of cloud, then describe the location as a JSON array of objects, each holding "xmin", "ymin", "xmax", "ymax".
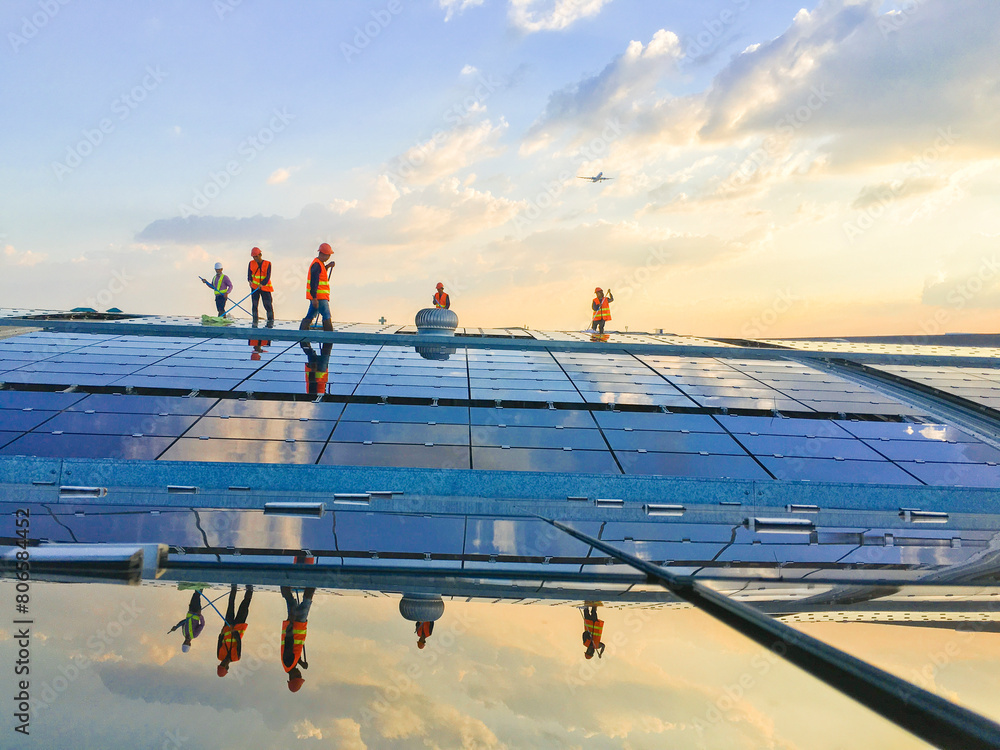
[
  {"xmin": 439, "ymin": 0, "xmax": 485, "ymax": 22},
  {"xmin": 293, "ymin": 718, "xmax": 323, "ymax": 739}
]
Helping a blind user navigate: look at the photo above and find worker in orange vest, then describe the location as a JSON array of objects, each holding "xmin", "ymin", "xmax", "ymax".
[
  {"xmin": 415, "ymin": 621, "xmax": 434, "ymax": 649},
  {"xmin": 433, "ymin": 283, "xmax": 450, "ymax": 310},
  {"xmin": 248, "ymin": 247, "xmax": 275, "ymax": 327},
  {"xmin": 590, "ymin": 288, "xmax": 613, "ymax": 335},
  {"xmin": 280, "ymin": 586, "xmax": 315, "ymax": 692},
  {"xmin": 217, "ymin": 584, "xmax": 253, "ymax": 677},
  {"xmin": 299, "ymin": 243, "xmax": 334, "ymax": 332},
  {"xmin": 300, "ymin": 340, "xmax": 331, "ymax": 396},
  {"xmin": 581, "ymin": 605, "xmax": 605, "ymax": 659}
]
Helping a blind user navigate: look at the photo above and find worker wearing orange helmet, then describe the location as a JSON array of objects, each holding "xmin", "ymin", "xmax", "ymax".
[
  {"xmin": 581, "ymin": 605, "xmax": 605, "ymax": 660},
  {"xmin": 415, "ymin": 621, "xmax": 433, "ymax": 649},
  {"xmin": 432, "ymin": 282, "xmax": 450, "ymax": 310},
  {"xmin": 590, "ymin": 287, "xmax": 613, "ymax": 335},
  {"xmin": 247, "ymin": 247, "xmax": 275, "ymax": 327},
  {"xmin": 217, "ymin": 584, "xmax": 253, "ymax": 678},
  {"xmin": 300, "ymin": 243, "xmax": 335, "ymax": 332},
  {"xmin": 280, "ymin": 586, "xmax": 315, "ymax": 693}
]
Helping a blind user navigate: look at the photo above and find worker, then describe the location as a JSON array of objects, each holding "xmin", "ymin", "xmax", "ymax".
[
  {"xmin": 217, "ymin": 584, "xmax": 254, "ymax": 677},
  {"xmin": 415, "ymin": 621, "xmax": 433, "ymax": 649},
  {"xmin": 247, "ymin": 247, "xmax": 275, "ymax": 327},
  {"xmin": 581, "ymin": 605, "xmax": 605, "ymax": 660},
  {"xmin": 300, "ymin": 340, "xmax": 332, "ymax": 396},
  {"xmin": 300, "ymin": 243, "xmax": 334, "ymax": 332},
  {"xmin": 591, "ymin": 287, "xmax": 613, "ymax": 335},
  {"xmin": 168, "ymin": 590, "xmax": 205, "ymax": 653},
  {"xmin": 280, "ymin": 586, "xmax": 315, "ymax": 693},
  {"xmin": 202, "ymin": 263, "xmax": 233, "ymax": 316},
  {"xmin": 249, "ymin": 337, "xmax": 270, "ymax": 361},
  {"xmin": 433, "ymin": 282, "xmax": 450, "ymax": 310}
]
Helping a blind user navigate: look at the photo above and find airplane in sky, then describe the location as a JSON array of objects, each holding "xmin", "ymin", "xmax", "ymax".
[{"xmin": 577, "ymin": 172, "xmax": 613, "ymax": 182}]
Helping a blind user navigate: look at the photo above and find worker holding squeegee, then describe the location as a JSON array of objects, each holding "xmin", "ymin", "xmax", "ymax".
[{"xmin": 200, "ymin": 262, "xmax": 233, "ymax": 316}]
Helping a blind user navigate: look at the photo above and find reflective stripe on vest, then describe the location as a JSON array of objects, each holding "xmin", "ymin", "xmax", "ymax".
[
  {"xmin": 306, "ymin": 259, "xmax": 330, "ymax": 300},
  {"xmin": 592, "ymin": 297, "xmax": 611, "ymax": 321},
  {"xmin": 213, "ymin": 273, "xmax": 227, "ymax": 294},
  {"xmin": 250, "ymin": 260, "xmax": 273, "ymax": 292},
  {"xmin": 218, "ymin": 623, "xmax": 248, "ymax": 662},
  {"xmin": 280, "ymin": 620, "xmax": 308, "ymax": 671},
  {"xmin": 584, "ymin": 618, "xmax": 604, "ymax": 646},
  {"xmin": 183, "ymin": 613, "xmax": 201, "ymax": 640},
  {"xmin": 305, "ymin": 365, "xmax": 328, "ymax": 392},
  {"xmin": 433, "ymin": 292, "xmax": 448, "ymax": 308}
]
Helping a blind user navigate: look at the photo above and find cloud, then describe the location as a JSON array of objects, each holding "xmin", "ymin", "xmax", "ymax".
[
  {"xmin": 439, "ymin": 0, "xmax": 485, "ymax": 22},
  {"xmin": 509, "ymin": 0, "xmax": 615, "ymax": 33},
  {"xmin": 461, "ymin": 64, "xmax": 479, "ymax": 76},
  {"xmin": 521, "ymin": 29, "xmax": 681, "ymax": 155},
  {"xmin": 389, "ymin": 118, "xmax": 508, "ymax": 185},
  {"xmin": 293, "ymin": 718, "xmax": 323, "ymax": 739},
  {"xmin": 850, "ymin": 176, "xmax": 946, "ymax": 210},
  {"xmin": 267, "ymin": 167, "xmax": 299, "ymax": 185},
  {"xmin": 921, "ymin": 233, "xmax": 1000, "ymax": 309},
  {"xmin": 3, "ymin": 244, "xmax": 48, "ymax": 267}
]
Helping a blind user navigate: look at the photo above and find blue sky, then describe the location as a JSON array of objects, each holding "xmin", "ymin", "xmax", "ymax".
[{"xmin": 2, "ymin": 0, "xmax": 999, "ymax": 336}]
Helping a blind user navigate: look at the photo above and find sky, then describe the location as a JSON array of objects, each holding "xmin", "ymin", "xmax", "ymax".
[
  {"xmin": 2, "ymin": 0, "xmax": 1000, "ymax": 337},
  {"xmin": 4, "ymin": 581, "xmax": 1000, "ymax": 749}
]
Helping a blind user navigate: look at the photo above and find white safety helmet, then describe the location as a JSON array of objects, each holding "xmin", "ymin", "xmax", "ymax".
[{"xmin": 214, "ymin": 262, "xmax": 223, "ymax": 270}]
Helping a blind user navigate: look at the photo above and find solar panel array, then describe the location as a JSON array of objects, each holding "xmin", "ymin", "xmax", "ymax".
[{"xmin": 1, "ymin": 330, "xmax": 999, "ymax": 486}]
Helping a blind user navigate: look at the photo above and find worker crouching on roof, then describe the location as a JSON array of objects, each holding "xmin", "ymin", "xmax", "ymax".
[
  {"xmin": 203, "ymin": 263, "xmax": 233, "ymax": 316},
  {"xmin": 433, "ymin": 282, "xmax": 450, "ymax": 310},
  {"xmin": 415, "ymin": 621, "xmax": 433, "ymax": 649},
  {"xmin": 248, "ymin": 247, "xmax": 275, "ymax": 327},
  {"xmin": 217, "ymin": 584, "xmax": 253, "ymax": 677},
  {"xmin": 280, "ymin": 586, "xmax": 315, "ymax": 692},
  {"xmin": 300, "ymin": 243, "xmax": 334, "ymax": 332},
  {"xmin": 168, "ymin": 591, "xmax": 205, "ymax": 653},
  {"xmin": 581, "ymin": 605, "xmax": 606, "ymax": 659},
  {"xmin": 591, "ymin": 287, "xmax": 613, "ymax": 335}
]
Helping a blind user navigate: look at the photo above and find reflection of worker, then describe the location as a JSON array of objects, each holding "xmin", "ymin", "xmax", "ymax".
[
  {"xmin": 248, "ymin": 247, "xmax": 275, "ymax": 327},
  {"xmin": 168, "ymin": 591, "xmax": 205, "ymax": 653},
  {"xmin": 249, "ymin": 337, "xmax": 271, "ymax": 361},
  {"xmin": 433, "ymin": 282, "xmax": 450, "ymax": 310},
  {"xmin": 202, "ymin": 263, "xmax": 233, "ymax": 316},
  {"xmin": 590, "ymin": 288, "xmax": 613, "ymax": 335},
  {"xmin": 280, "ymin": 586, "xmax": 315, "ymax": 693},
  {"xmin": 217, "ymin": 584, "xmax": 254, "ymax": 677},
  {"xmin": 589, "ymin": 332, "xmax": 610, "ymax": 343},
  {"xmin": 581, "ymin": 606, "xmax": 605, "ymax": 660},
  {"xmin": 299, "ymin": 243, "xmax": 334, "ymax": 332},
  {"xmin": 415, "ymin": 621, "xmax": 434, "ymax": 649},
  {"xmin": 300, "ymin": 341, "xmax": 332, "ymax": 396}
]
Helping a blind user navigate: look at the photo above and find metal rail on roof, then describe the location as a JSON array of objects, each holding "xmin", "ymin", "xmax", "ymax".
[
  {"xmin": 543, "ymin": 518, "xmax": 1000, "ymax": 750},
  {"xmin": 1, "ymin": 315, "xmax": 998, "ymax": 367}
]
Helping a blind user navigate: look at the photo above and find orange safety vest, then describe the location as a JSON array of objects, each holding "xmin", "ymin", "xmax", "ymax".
[
  {"xmin": 584, "ymin": 617, "xmax": 604, "ymax": 647},
  {"xmin": 305, "ymin": 363, "xmax": 329, "ymax": 392},
  {"xmin": 592, "ymin": 297, "xmax": 611, "ymax": 322},
  {"xmin": 280, "ymin": 620, "xmax": 308, "ymax": 672},
  {"xmin": 416, "ymin": 622, "xmax": 432, "ymax": 638},
  {"xmin": 306, "ymin": 258, "xmax": 330, "ymax": 301},
  {"xmin": 433, "ymin": 292, "xmax": 449, "ymax": 309},
  {"xmin": 218, "ymin": 623, "xmax": 248, "ymax": 662},
  {"xmin": 249, "ymin": 259, "xmax": 273, "ymax": 292}
]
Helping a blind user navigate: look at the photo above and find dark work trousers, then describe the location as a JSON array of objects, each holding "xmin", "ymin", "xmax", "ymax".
[
  {"xmin": 591, "ymin": 319, "xmax": 606, "ymax": 334},
  {"xmin": 226, "ymin": 584, "xmax": 253, "ymax": 626},
  {"xmin": 215, "ymin": 294, "xmax": 227, "ymax": 316},
  {"xmin": 251, "ymin": 289, "xmax": 274, "ymax": 323}
]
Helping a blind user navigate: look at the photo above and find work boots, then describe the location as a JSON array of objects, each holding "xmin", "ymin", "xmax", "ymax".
[
  {"xmin": 322, "ymin": 319, "xmax": 334, "ymax": 332},
  {"xmin": 299, "ymin": 318, "xmax": 311, "ymax": 331}
]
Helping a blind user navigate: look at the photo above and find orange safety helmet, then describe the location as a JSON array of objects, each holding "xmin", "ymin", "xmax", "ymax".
[
  {"xmin": 217, "ymin": 665, "xmax": 229, "ymax": 678},
  {"xmin": 288, "ymin": 677, "xmax": 305, "ymax": 692},
  {"xmin": 250, "ymin": 352, "xmax": 261, "ymax": 361},
  {"xmin": 436, "ymin": 282, "xmax": 444, "ymax": 290},
  {"xmin": 251, "ymin": 247, "xmax": 262, "ymax": 256},
  {"xmin": 594, "ymin": 287, "xmax": 602, "ymax": 293},
  {"xmin": 417, "ymin": 640, "xmax": 426, "ymax": 649},
  {"xmin": 318, "ymin": 242, "xmax": 333, "ymax": 256}
]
